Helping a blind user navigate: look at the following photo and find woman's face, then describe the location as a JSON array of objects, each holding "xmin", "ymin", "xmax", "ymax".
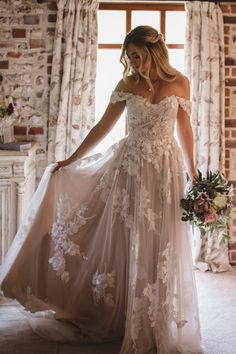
[{"xmin": 126, "ymin": 43, "xmax": 150, "ymax": 74}]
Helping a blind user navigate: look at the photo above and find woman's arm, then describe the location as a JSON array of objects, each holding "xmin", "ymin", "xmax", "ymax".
[
  {"xmin": 176, "ymin": 78, "xmax": 197, "ymax": 182},
  {"xmin": 55, "ymin": 96, "xmax": 125, "ymax": 170}
]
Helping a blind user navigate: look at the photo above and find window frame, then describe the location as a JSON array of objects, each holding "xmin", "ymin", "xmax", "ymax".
[{"xmin": 98, "ymin": 2, "xmax": 185, "ymax": 50}]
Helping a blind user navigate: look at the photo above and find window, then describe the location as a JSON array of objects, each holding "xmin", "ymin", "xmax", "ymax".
[{"xmin": 95, "ymin": 2, "xmax": 185, "ymax": 152}]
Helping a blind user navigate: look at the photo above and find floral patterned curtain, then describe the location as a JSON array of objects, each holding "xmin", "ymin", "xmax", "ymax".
[
  {"xmin": 185, "ymin": 1, "xmax": 232, "ymax": 272},
  {"xmin": 48, "ymin": 0, "xmax": 98, "ymax": 163}
]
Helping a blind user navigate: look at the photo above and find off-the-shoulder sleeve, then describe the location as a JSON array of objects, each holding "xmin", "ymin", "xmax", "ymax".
[
  {"xmin": 110, "ymin": 90, "xmax": 133, "ymax": 104},
  {"xmin": 176, "ymin": 96, "xmax": 191, "ymax": 116}
]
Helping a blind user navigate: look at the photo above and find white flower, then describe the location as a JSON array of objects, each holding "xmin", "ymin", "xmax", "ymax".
[
  {"xmin": 49, "ymin": 254, "xmax": 65, "ymax": 271},
  {"xmin": 213, "ymin": 193, "xmax": 228, "ymax": 209},
  {"xmin": 5, "ymin": 96, "xmax": 13, "ymax": 106}
]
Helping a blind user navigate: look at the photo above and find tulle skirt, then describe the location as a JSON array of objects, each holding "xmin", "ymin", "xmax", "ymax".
[{"xmin": 0, "ymin": 137, "xmax": 203, "ymax": 354}]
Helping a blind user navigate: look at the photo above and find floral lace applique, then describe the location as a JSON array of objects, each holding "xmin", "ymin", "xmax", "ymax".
[
  {"xmin": 131, "ymin": 291, "xmax": 169, "ymax": 352},
  {"xmin": 177, "ymin": 96, "xmax": 191, "ymax": 116},
  {"xmin": 140, "ymin": 184, "xmax": 161, "ymax": 232},
  {"xmin": 130, "ymin": 296, "xmax": 146, "ymax": 350},
  {"xmin": 143, "ymin": 282, "xmax": 159, "ymax": 328},
  {"xmin": 157, "ymin": 242, "xmax": 171, "ymax": 284},
  {"xmin": 111, "ymin": 184, "xmax": 161, "ymax": 232},
  {"xmin": 94, "ymin": 173, "xmax": 107, "ymax": 192},
  {"xmin": 92, "ymin": 267, "xmax": 116, "ymax": 307},
  {"xmin": 112, "ymin": 187, "xmax": 134, "ymax": 228},
  {"xmin": 142, "ymin": 242, "xmax": 188, "ymax": 332},
  {"xmin": 49, "ymin": 193, "xmax": 93, "ymax": 283},
  {"xmin": 110, "ymin": 90, "xmax": 133, "ymax": 104},
  {"xmin": 162, "ymin": 151, "xmax": 172, "ymax": 204},
  {"xmin": 94, "ymin": 170, "xmax": 111, "ymax": 202},
  {"xmin": 121, "ymin": 143, "xmax": 141, "ymax": 177},
  {"xmin": 94, "ymin": 164, "xmax": 121, "ymax": 203}
]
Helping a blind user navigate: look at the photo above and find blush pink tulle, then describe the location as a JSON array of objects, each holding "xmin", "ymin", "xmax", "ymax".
[{"xmin": 0, "ymin": 91, "xmax": 203, "ymax": 354}]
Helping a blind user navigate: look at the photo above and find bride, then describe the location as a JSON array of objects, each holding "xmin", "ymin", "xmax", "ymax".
[{"xmin": 0, "ymin": 26, "xmax": 203, "ymax": 354}]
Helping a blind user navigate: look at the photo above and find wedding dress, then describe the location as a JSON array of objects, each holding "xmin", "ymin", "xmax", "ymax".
[{"xmin": 0, "ymin": 91, "xmax": 203, "ymax": 354}]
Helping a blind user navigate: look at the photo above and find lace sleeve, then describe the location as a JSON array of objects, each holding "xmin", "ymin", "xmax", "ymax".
[
  {"xmin": 177, "ymin": 97, "xmax": 191, "ymax": 116},
  {"xmin": 110, "ymin": 90, "xmax": 133, "ymax": 104}
]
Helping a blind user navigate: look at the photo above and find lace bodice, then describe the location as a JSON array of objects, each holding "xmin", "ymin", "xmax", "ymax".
[
  {"xmin": 110, "ymin": 90, "xmax": 191, "ymax": 175},
  {"xmin": 110, "ymin": 90, "xmax": 191, "ymax": 139}
]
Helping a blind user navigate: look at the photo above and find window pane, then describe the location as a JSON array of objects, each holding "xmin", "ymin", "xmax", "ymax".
[
  {"xmin": 132, "ymin": 11, "xmax": 160, "ymax": 31},
  {"xmin": 165, "ymin": 11, "xmax": 186, "ymax": 44},
  {"xmin": 95, "ymin": 49, "xmax": 126, "ymax": 152},
  {"xmin": 168, "ymin": 49, "xmax": 185, "ymax": 74},
  {"xmin": 98, "ymin": 10, "xmax": 126, "ymax": 44}
]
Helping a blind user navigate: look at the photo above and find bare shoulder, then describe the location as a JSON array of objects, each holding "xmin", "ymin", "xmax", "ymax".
[
  {"xmin": 114, "ymin": 75, "xmax": 136, "ymax": 93},
  {"xmin": 174, "ymin": 73, "xmax": 190, "ymax": 99}
]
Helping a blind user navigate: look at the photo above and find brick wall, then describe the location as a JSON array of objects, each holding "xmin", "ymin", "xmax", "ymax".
[
  {"xmin": 0, "ymin": 0, "xmax": 57, "ymax": 182},
  {"xmin": 221, "ymin": 3, "xmax": 236, "ymax": 264}
]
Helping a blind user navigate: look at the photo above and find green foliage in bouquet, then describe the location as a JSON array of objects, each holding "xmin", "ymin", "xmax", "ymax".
[{"xmin": 180, "ymin": 170, "xmax": 235, "ymax": 244}]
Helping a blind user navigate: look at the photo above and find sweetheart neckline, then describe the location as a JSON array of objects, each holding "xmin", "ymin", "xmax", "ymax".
[{"xmin": 112, "ymin": 90, "xmax": 189, "ymax": 107}]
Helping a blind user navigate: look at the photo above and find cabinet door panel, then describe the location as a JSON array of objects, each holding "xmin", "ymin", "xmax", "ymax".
[{"xmin": 0, "ymin": 180, "xmax": 16, "ymax": 263}]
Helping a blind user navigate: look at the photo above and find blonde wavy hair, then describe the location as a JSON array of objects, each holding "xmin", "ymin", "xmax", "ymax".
[{"xmin": 120, "ymin": 25, "xmax": 178, "ymax": 91}]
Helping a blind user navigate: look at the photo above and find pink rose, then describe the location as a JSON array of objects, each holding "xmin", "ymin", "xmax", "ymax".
[
  {"xmin": 193, "ymin": 198, "xmax": 209, "ymax": 214},
  {"xmin": 204, "ymin": 211, "xmax": 217, "ymax": 224}
]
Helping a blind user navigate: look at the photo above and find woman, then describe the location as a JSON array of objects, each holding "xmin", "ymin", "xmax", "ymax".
[{"xmin": 0, "ymin": 26, "xmax": 203, "ymax": 353}]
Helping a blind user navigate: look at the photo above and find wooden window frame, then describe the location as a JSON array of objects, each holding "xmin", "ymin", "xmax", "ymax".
[{"xmin": 98, "ymin": 2, "xmax": 185, "ymax": 49}]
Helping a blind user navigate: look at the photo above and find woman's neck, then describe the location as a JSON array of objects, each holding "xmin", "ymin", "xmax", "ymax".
[{"xmin": 149, "ymin": 67, "xmax": 161, "ymax": 85}]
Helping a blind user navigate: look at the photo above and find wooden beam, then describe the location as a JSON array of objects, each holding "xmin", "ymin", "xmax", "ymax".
[
  {"xmin": 126, "ymin": 9, "xmax": 131, "ymax": 33},
  {"xmin": 98, "ymin": 43, "xmax": 184, "ymax": 49},
  {"xmin": 99, "ymin": 44, "xmax": 122, "ymax": 49},
  {"xmin": 160, "ymin": 10, "xmax": 165, "ymax": 36},
  {"xmin": 167, "ymin": 44, "xmax": 184, "ymax": 49},
  {"xmin": 99, "ymin": 3, "xmax": 185, "ymax": 11}
]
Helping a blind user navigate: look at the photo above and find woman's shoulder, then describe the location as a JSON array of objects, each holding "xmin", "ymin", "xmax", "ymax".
[
  {"xmin": 175, "ymin": 72, "xmax": 189, "ymax": 87},
  {"xmin": 174, "ymin": 72, "xmax": 190, "ymax": 98},
  {"xmin": 110, "ymin": 76, "xmax": 137, "ymax": 104},
  {"xmin": 114, "ymin": 75, "xmax": 136, "ymax": 93}
]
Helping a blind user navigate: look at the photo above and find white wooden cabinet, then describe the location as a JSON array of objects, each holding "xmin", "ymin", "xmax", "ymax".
[{"xmin": 0, "ymin": 144, "xmax": 38, "ymax": 263}]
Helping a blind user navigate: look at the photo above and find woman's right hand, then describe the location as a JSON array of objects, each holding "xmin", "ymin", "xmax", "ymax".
[
  {"xmin": 53, "ymin": 159, "xmax": 71, "ymax": 172},
  {"xmin": 186, "ymin": 169, "xmax": 198, "ymax": 187}
]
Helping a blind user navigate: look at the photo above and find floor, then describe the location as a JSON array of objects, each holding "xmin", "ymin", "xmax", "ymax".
[{"xmin": 0, "ymin": 267, "xmax": 236, "ymax": 354}]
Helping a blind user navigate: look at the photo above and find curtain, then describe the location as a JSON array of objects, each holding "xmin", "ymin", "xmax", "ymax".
[
  {"xmin": 48, "ymin": 0, "xmax": 98, "ymax": 163},
  {"xmin": 185, "ymin": 1, "xmax": 232, "ymax": 272}
]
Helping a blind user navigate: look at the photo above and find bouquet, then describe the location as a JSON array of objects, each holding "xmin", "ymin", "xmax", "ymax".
[{"xmin": 180, "ymin": 170, "xmax": 235, "ymax": 244}]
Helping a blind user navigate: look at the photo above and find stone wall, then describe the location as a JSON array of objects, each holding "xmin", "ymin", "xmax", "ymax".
[{"xmin": 0, "ymin": 0, "xmax": 57, "ymax": 182}]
